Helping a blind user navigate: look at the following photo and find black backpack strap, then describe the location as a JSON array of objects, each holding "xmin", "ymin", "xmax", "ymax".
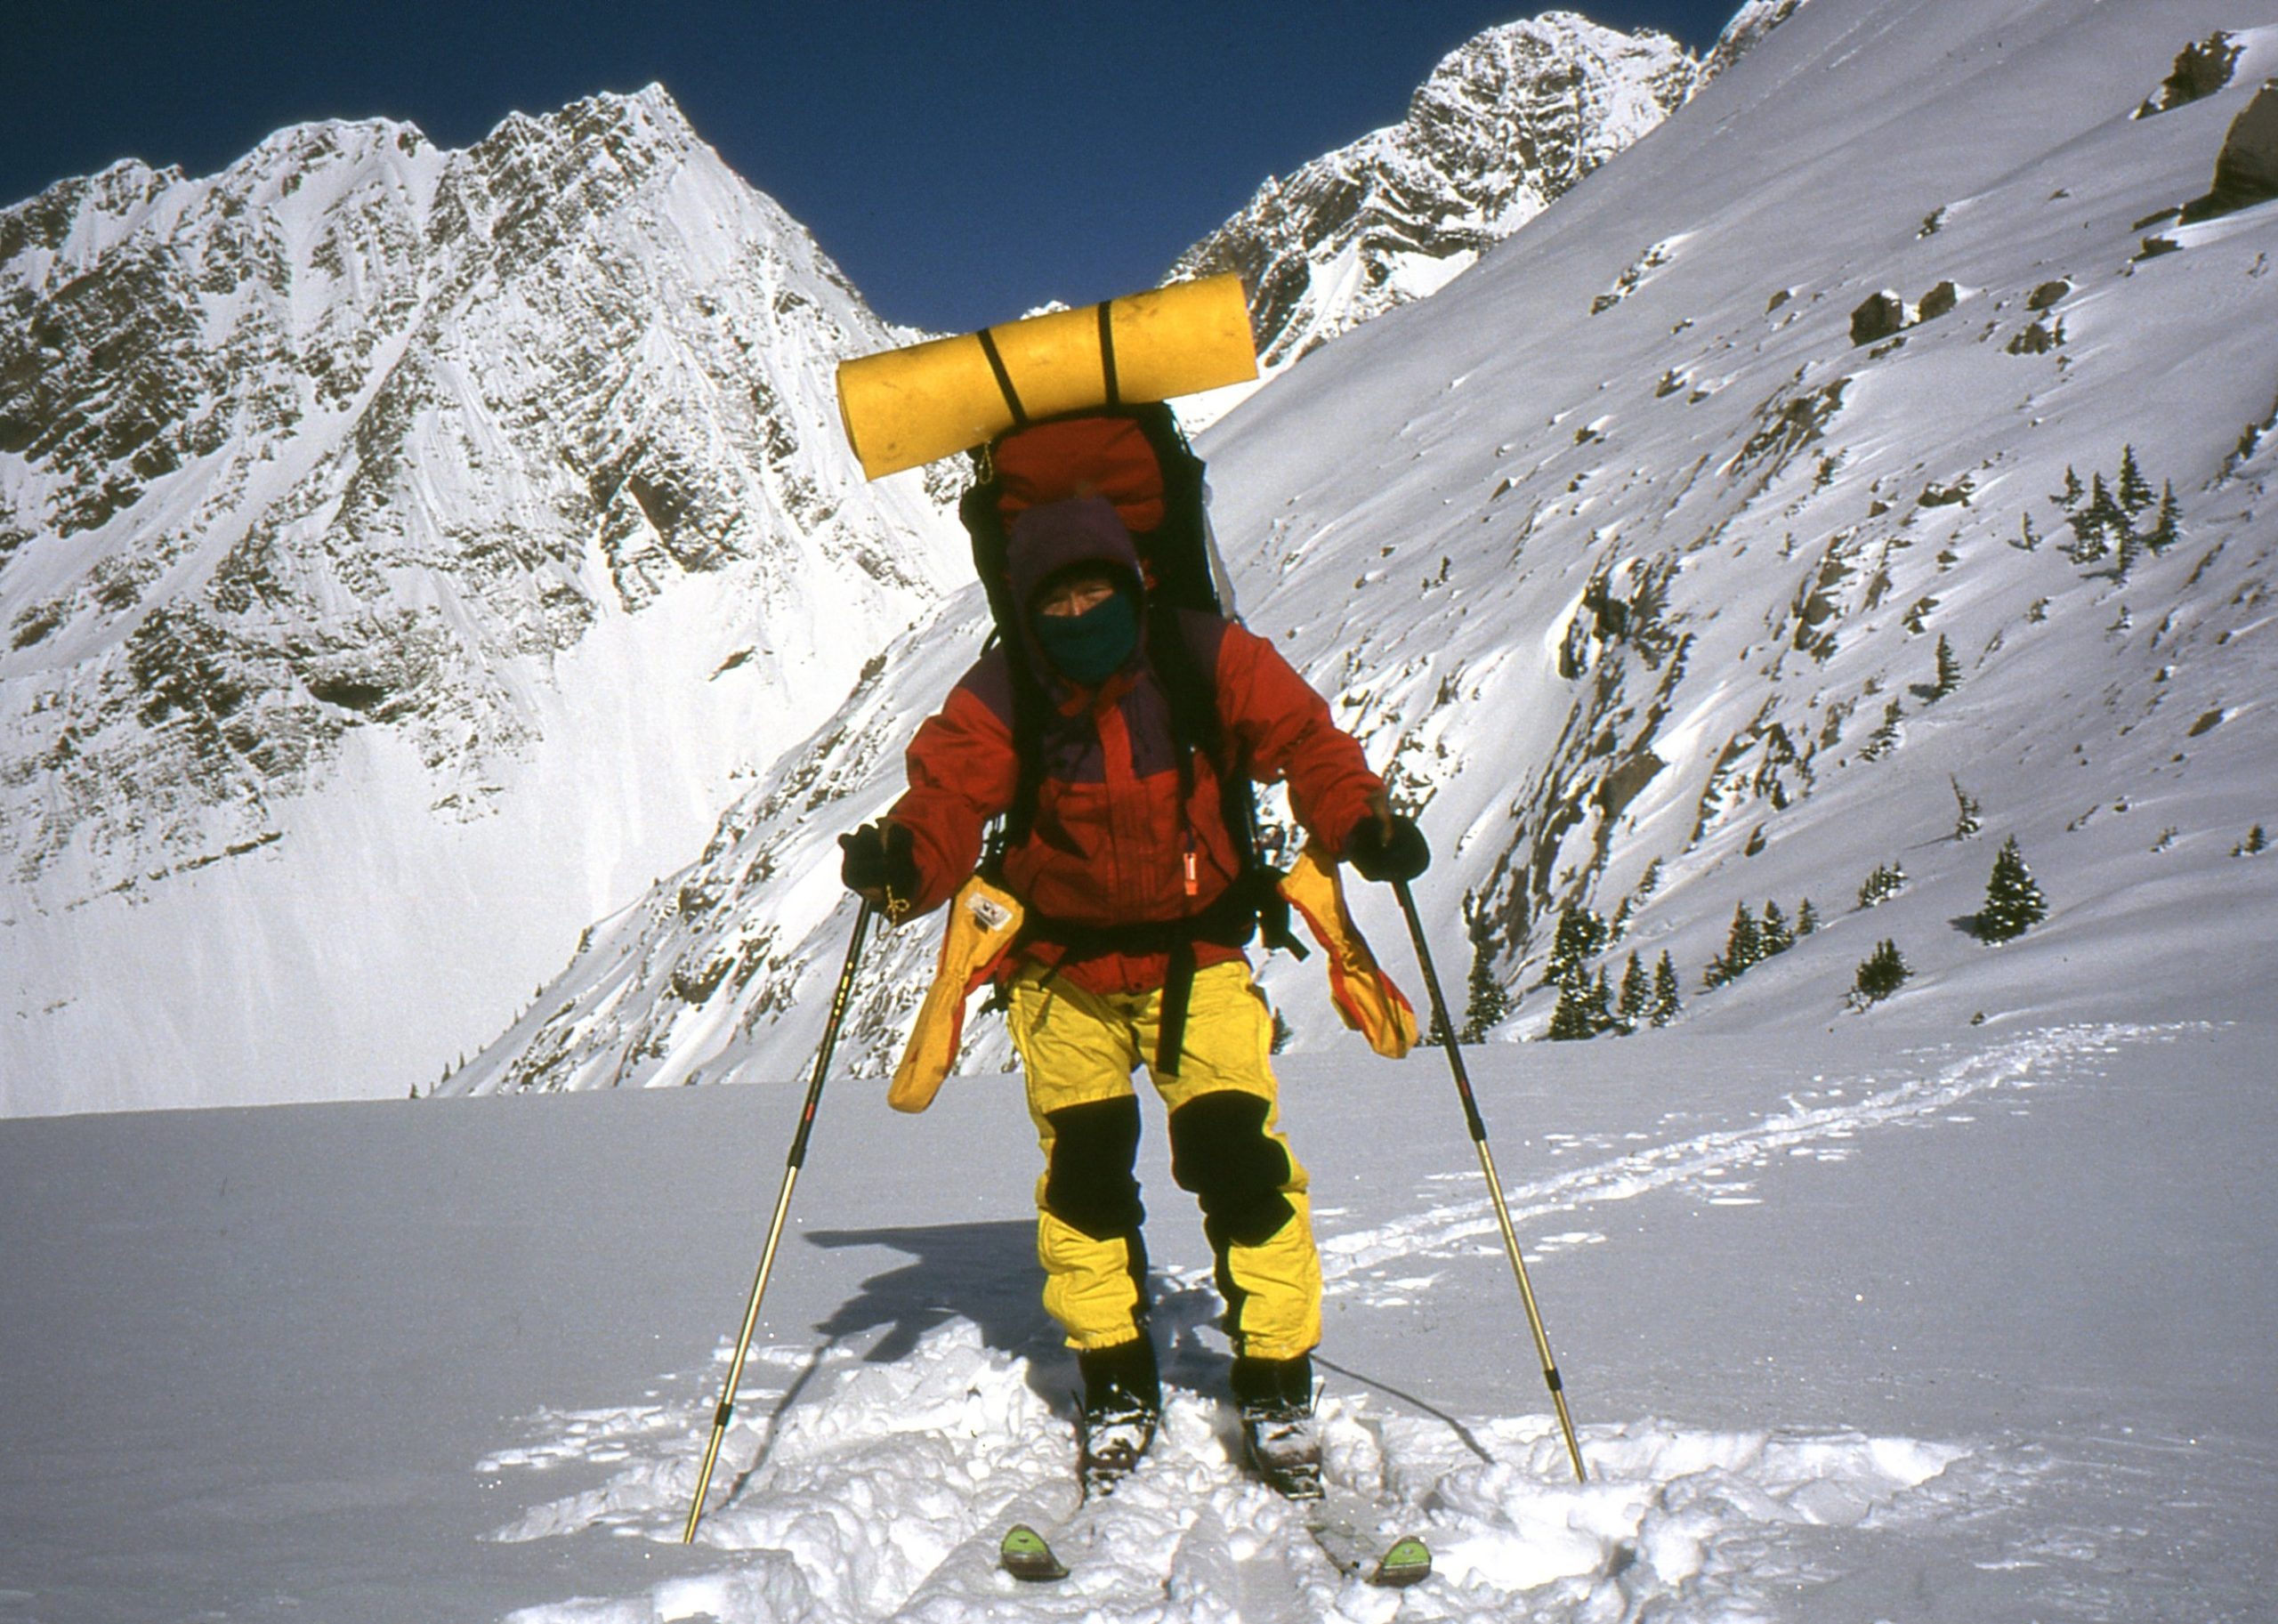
[
  {"xmin": 1155, "ymin": 941, "xmax": 1196, "ymax": 1076},
  {"xmin": 975, "ymin": 328, "xmax": 1029, "ymax": 427}
]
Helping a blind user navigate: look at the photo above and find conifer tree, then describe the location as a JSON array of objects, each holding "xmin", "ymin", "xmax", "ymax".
[
  {"xmin": 1975, "ymin": 835, "xmax": 2048, "ymax": 942},
  {"xmin": 2059, "ymin": 465, "xmax": 2083, "ymax": 507},
  {"xmin": 1543, "ymin": 905, "xmax": 1607, "ymax": 989},
  {"xmin": 1589, "ymin": 966, "xmax": 1617, "ymax": 1035},
  {"xmin": 1861, "ymin": 699, "xmax": 1904, "ymax": 761},
  {"xmin": 1796, "ymin": 899, "xmax": 1820, "ymax": 935},
  {"xmin": 1704, "ymin": 901, "xmax": 1761, "ymax": 987},
  {"xmin": 1617, "ymin": 951, "xmax": 1649, "ymax": 1029},
  {"xmin": 1761, "ymin": 901, "xmax": 1795, "ymax": 956},
  {"xmin": 2088, "ymin": 472, "xmax": 2125, "ymax": 531},
  {"xmin": 1951, "ymin": 777, "xmax": 1982, "ymax": 839},
  {"xmin": 1461, "ymin": 920, "xmax": 1514, "ymax": 1043},
  {"xmin": 2117, "ymin": 445, "xmax": 2153, "ymax": 514},
  {"xmin": 1651, "ymin": 951, "xmax": 1683, "ymax": 1026},
  {"xmin": 1929, "ymin": 634, "xmax": 1962, "ymax": 700},
  {"xmin": 2068, "ymin": 475, "xmax": 2120, "ymax": 562},
  {"xmin": 1547, "ymin": 966, "xmax": 1597, "ymax": 1041},
  {"xmin": 2149, "ymin": 482, "xmax": 2180, "ymax": 551},
  {"xmin": 1272, "ymin": 1010, "xmax": 1296, "ymax": 1054},
  {"xmin": 1858, "ymin": 860, "xmax": 1907, "ymax": 908},
  {"xmin": 1850, "ymin": 940, "xmax": 1910, "ymax": 1008}
]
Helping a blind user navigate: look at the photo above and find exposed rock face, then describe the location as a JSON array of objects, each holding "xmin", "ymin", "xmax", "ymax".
[
  {"xmin": 1697, "ymin": 0, "xmax": 1814, "ymax": 85},
  {"xmin": 1169, "ymin": 13, "xmax": 1699, "ymax": 376},
  {"xmin": 2137, "ymin": 32, "xmax": 2244, "ymax": 117},
  {"xmin": 0, "ymin": 86, "xmax": 961, "ymax": 1111},
  {"xmin": 1850, "ymin": 291, "xmax": 1906, "ymax": 346},
  {"xmin": 2183, "ymin": 82, "xmax": 2278, "ymax": 222},
  {"xmin": 1167, "ymin": 4, "xmax": 1817, "ymax": 392}
]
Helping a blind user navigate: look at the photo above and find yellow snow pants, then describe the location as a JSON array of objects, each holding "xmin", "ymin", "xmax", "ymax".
[{"xmin": 1006, "ymin": 960, "xmax": 1323, "ymax": 1361}]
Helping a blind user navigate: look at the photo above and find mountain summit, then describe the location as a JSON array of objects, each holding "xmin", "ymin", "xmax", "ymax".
[
  {"xmin": 1169, "ymin": 5, "xmax": 1809, "ymax": 395},
  {"xmin": 0, "ymin": 86, "xmax": 960, "ymax": 1112}
]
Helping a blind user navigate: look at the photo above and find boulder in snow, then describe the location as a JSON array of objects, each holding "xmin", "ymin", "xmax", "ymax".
[{"xmin": 1850, "ymin": 290, "xmax": 1907, "ymax": 346}]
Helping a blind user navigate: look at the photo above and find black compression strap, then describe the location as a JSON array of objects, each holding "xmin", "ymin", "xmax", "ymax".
[
  {"xmin": 975, "ymin": 328, "xmax": 1028, "ymax": 426},
  {"xmin": 1098, "ymin": 301, "xmax": 1121, "ymax": 406},
  {"xmin": 1155, "ymin": 941, "xmax": 1196, "ymax": 1077}
]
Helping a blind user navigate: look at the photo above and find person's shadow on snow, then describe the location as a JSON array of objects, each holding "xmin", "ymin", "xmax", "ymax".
[{"xmin": 797, "ymin": 1221, "xmax": 1236, "ymax": 1404}]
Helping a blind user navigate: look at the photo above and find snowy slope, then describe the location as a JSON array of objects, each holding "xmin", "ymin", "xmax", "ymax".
[
  {"xmin": 4, "ymin": 1024, "xmax": 2270, "ymax": 1620},
  {"xmin": 0, "ymin": 88, "xmax": 964, "ymax": 1114},
  {"xmin": 446, "ymin": 0, "xmax": 2278, "ymax": 1107}
]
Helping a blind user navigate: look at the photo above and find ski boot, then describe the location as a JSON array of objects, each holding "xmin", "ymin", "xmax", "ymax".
[
  {"xmin": 1076, "ymin": 1338, "xmax": 1160, "ymax": 1499},
  {"xmin": 1234, "ymin": 1353, "xmax": 1323, "ymax": 1499}
]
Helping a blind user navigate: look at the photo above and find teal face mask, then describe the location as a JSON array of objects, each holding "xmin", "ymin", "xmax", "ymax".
[{"xmin": 1032, "ymin": 589, "xmax": 1140, "ymax": 684}]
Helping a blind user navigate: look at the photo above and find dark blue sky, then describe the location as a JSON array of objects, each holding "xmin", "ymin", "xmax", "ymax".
[{"xmin": 5, "ymin": 0, "xmax": 1742, "ymax": 332}]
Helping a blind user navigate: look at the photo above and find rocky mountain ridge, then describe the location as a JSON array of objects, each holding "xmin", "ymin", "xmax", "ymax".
[
  {"xmin": 1169, "ymin": 4, "xmax": 1808, "ymax": 398},
  {"xmin": 0, "ymin": 85, "xmax": 963, "ymax": 1111}
]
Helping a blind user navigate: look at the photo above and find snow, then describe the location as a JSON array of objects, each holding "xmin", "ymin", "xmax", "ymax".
[
  {"xmin": 8, "ymin": 0, "xmax": 2278, "ymax": 1615},
  {"xmin": 3, "ymin": 1022, "xmax": 2270, "ymax": 1620}
]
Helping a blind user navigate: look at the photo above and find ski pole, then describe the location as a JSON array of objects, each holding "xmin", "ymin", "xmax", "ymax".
[
  {"xmin": 1392, "ymin": 878, "xmax": 1587, "ymax": 1483},
  {"xmin": 682, "ymin": 900, "xmax": 877, "ymax": 1543}
]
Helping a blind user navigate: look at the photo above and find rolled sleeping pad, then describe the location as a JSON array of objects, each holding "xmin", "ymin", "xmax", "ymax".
[{"xmin": 836, "ymin": 273, "xmax": 1258, "ymax": 481}]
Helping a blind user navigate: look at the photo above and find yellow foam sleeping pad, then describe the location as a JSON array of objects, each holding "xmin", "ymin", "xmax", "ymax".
[
  {"xmin": 836, "ymin": 273, "xmax": 1259, "ymax": 481},
  {"xmin": 1276, "ymin": 842, "xmax": 1418, "ymax": 1060},
  {"xmin": 888, "ymin": 874, "xmax": 1026, "ymax": 1113}
]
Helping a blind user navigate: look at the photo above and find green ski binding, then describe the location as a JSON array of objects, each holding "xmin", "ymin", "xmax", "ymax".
[{"xmin": 999, "ymin": 1523, "xmax": 1069, "ymax": 1582}]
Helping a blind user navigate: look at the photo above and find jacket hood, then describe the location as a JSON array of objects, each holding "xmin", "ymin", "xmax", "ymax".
[
  {"xmin": 1006, "ymin": 496, "xmax": 1147, "ymax": 614},
  {"xmin": 1006, "ymin": 497, "xmax": 1148, "ymax": 692}
]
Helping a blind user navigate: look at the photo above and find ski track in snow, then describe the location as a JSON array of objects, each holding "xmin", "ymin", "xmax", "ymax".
[
  {"xmin": 474, "ymin": 1027, "xmax": 2161, "ymax": 1622},
  {"xmin": 1321, "ymin": 1023, "xmax": 2153, "ymax": 1298}
]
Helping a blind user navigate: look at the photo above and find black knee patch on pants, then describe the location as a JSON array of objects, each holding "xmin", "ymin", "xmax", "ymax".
[
  {"xmin": 1043, "ymin": 1095, "xmax": 1146, "ymax": 1241},
  {"xmin": 1167, "ymin": 1091, "xmax": 1295, "ymax": 1248}
]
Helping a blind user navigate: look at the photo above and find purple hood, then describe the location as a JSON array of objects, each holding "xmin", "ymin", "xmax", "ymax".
[{"xmin": 1006, "ymin": 496, "xmax": 1147, "ymax": 614}]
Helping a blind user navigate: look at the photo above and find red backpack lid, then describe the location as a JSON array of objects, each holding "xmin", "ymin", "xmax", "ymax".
[{"xmin": 991, "ymin": 416, "xmax": 1167, "ymax": 537}]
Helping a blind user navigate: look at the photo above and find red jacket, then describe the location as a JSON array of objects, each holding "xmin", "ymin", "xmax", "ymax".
[{"xmin": 889, "ymin": 614, "xmax": 1384, "ymax": 996}]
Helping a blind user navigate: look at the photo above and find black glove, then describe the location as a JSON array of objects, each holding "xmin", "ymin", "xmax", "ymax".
[
  {"xmin": 838, "ymin": 820, "xmax": 917, "ymax": 901},
  {"xmin": 1344, "ymin": 814, "xmax": 1430, "ymax": 884}
]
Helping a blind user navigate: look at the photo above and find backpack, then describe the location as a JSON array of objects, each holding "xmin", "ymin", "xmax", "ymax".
[{"xmin": 958, "ymin": 402, "xmax": 1305, "ymax": 1060}]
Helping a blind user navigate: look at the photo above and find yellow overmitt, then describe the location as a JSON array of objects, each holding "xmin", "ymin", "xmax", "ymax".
[
  {"xmin": 1277, "ymin": 843, "xmax": 1418, "ymax": 1059},
  {"xmin": 887, "ymin": 874, "xmax": 1025, "ymax": 1113}
]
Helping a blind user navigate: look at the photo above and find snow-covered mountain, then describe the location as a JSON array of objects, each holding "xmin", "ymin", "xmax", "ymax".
[
  {"xmin": 1167, "ymin": 3, "xmax": 1815, "ymax": 410},
  {"xmin": 445, "ymin": 0, "xmax": 2278, "ymax": 1104},
  {"xmin": 0, "ymin": 86, "xmax": 965, "ymax": 1113}
]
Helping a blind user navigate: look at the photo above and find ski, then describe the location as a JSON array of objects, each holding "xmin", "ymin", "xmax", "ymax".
[
  {"xmin": 998, "ymin": 1509, "xmax": 1426, "ymax": 1588},
  {"xmin": 1303, "ymin": 1483, "xmax": 1433, "ymax": 1588}
]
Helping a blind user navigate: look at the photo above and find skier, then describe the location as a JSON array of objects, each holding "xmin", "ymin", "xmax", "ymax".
[{"xmin": 839, "ymin": 491, "xmax": 1427, "ymax": 1496}]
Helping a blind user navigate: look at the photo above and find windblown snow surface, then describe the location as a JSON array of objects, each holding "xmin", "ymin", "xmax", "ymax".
[{"xmin": 2, "ymin": 1024, "xmax": 2271, "ymax": 1621}]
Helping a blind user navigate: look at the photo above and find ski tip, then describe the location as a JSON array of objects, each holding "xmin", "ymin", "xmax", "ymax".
[
  {"xmin": 1370, "ymin": 1536, "xmax": 1433, "ymax": 1588},
  {"xmin": 999, "ymin": 1523, "xmax": 1070, "ymax": 1582}
]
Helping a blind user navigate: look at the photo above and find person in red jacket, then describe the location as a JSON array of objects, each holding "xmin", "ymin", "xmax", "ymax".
[{"xmin": 841, "ymin": 493, "xmax": 1427, "ymax": 1497}]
